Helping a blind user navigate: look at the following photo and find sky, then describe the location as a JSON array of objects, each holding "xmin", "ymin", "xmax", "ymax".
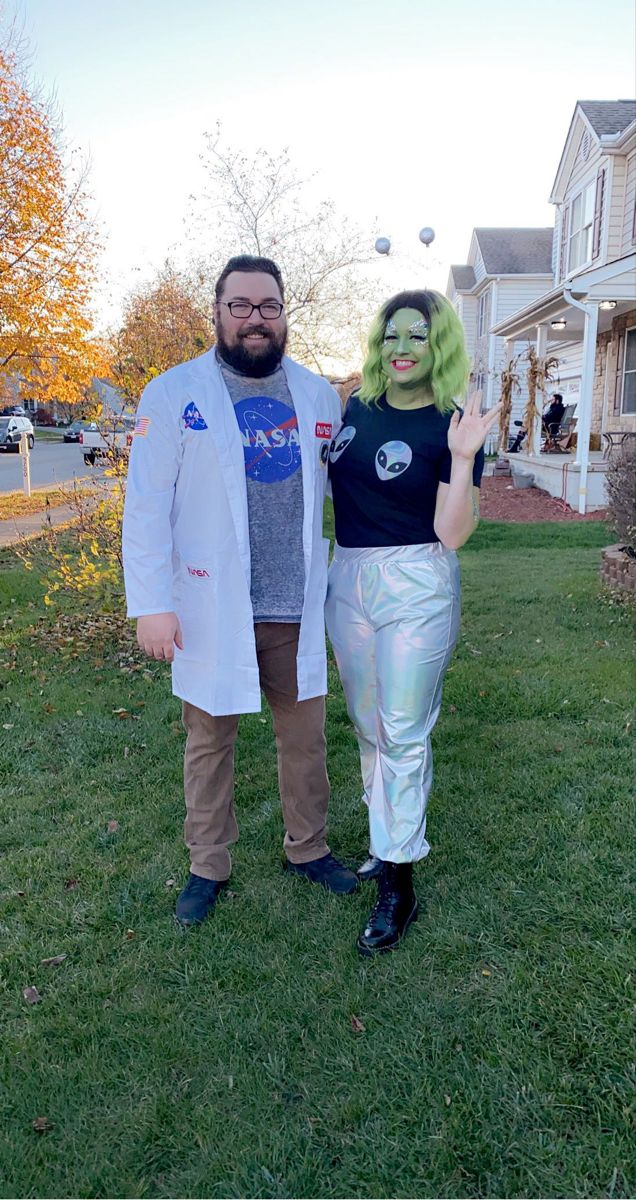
[{"xmin": 9, "ymin": 0, "xmax": 636, "ymax": 340}]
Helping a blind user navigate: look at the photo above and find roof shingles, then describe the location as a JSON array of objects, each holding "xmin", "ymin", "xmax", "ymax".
[
  {"xmin": 450, "ymin": 229, "xmax": 554, "ymax": 289},
  {"xmin": 578, "ymin": 100, "xmax": 636, "ymax": 138}
]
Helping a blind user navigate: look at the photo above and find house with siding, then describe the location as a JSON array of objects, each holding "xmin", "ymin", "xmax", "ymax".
[
  {"xmin": 446, "ymin": 228, "xmax": 554, "ymax": 429},
  {"xmin": 490, "ymin": 99, "xmax": 636, "ymax": 511}
]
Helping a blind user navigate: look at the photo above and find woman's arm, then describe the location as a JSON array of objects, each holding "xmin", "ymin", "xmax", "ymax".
[{"xmin": 433, "ymin": 393, "xmax": 501, "ymax": 550}]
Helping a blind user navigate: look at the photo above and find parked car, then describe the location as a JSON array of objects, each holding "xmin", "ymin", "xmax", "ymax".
[
  {"xmin": 80, "ymin": 416, "xmax": 134, "ymax": 465},
  {"xmin": 0, "ymin": 414, "xmax": 35, "ymax": 452},
  {"xmin": 0, "ymin": 405, "xmax": 27, "ymax": 417},
  {"xmin": 63, "ymin": 419, "xmax": 97, "ymax": 443}
]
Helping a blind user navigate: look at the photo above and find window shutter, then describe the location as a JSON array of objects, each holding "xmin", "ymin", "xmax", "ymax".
[
  {"xmin": 559, "ymin": 205, "xmax": 569, "ymax": 280},
  {"xmin": 592, "ymin": 168, "xmax": 605, "ymax": 259},
  {"xmin": 613, "ymin": 332, "xmax": 625, "ymax": 415}
]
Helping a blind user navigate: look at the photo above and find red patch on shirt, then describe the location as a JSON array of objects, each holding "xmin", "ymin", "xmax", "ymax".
[{"xmin": 315, "ymin": 422, "xmax": 332, "ymax": 439}]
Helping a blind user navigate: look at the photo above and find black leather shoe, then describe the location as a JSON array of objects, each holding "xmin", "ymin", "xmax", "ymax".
[
  {"xmin": 175, "ymin": 873, "xmax": 227, "ymax": 925},
  {"xmin": 357, "ymin": 853, "xmax": 382, "ymax": 881},
  {"xmin": 357, "ymin": 861, "xmax": 418, "ymax": 955},
  {"xmin": 285, "ymin": 852, "xmax": 358, "ymax": 895}
]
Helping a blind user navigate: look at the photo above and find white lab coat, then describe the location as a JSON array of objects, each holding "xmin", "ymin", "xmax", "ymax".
[{"xmin": 122, "ymin": 349, "xmax": 342, "ymax": 716}]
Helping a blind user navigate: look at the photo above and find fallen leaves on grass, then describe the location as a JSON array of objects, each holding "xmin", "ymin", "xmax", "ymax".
[
  {"xmin": 23, "ymin": 986, "xmax": 42, "ymax": 1004},
  {"xmin": 32, "ymin": 1116, "xmax": 53, "ymax": 1133},
  {"xmin": 444, "ymin": 1094, "xmax": 452, "ymax": 1107},
  {"xmin": 350, "ymin": 1015, "xmax": 365, "ymax": 1033},
  {"xmin": 41, "ymin": 954, "xmax": 67, "ymax": 967},
  {"xmin": 165, "ymin": 878, "xmax": 176, "ymax": 888},
  {"xmin": 30, "ymin": 611, "xmax": 140, "ymax": 668},
  {"xmin": 107, "ymin": 819, "xmax": 119, "ymax": 833},
  {"xmin": 124, "ymin": 929, "xmax": 135, "ymax": 940},
  {"xmin": 63, "ymin": 877, "xmax": 79, "ymax": 890}
]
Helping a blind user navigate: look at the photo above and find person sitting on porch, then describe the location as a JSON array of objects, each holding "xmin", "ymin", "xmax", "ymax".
[{"xmin": 542, "ymin": 393, "xmax": 565, "ymax": 439}]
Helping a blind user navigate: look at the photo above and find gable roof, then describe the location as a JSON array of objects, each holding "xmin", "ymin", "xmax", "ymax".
[
  {"xmin": 449, "ymin": 265, "xmax": 476, "ymax": 291},
  {"xmin": 473, "ymin": 228, "xmax": 554, "ymax": 275},
  {"xmin": 578, "ymin": 100, "xmax": 636, "ymax": 138},
  {"xmin": 551, "ymin": 100, "xmax": 636, "ymax": 201}
]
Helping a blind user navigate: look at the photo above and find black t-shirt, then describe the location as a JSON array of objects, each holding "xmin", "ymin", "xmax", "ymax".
[{"xmin": 329, "ymin": 393, "xmax": 485, "ymax": 548}]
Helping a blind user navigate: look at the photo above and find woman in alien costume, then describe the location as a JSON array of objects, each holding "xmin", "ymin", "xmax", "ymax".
[{"xmin": 326, "ymin": 290, "xmax": 501, "ymax": 955}]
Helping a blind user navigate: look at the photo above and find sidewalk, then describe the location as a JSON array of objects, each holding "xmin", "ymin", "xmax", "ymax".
[{"xmin": 0, "ymin": 503, "xmax": 78, "ymax": 547}]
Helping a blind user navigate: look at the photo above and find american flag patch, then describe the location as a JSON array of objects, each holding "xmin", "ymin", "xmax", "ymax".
[{"xmin": 134, "ymin": 416, "xmax": 151, "ymax": 437}]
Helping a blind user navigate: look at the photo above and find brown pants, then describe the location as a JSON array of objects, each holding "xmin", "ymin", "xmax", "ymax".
[{"xmin": 182, "ymin": 622, "xmax": 330, "ymax": 881}]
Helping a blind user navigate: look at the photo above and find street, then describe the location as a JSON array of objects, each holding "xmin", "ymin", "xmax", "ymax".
[{"xmin": 0, "ymin": 440, "xmax": 106, "ymax": 493}]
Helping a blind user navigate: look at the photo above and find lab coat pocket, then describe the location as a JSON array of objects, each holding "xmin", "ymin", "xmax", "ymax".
[{"xmin": 174, "ymin": 558, "xmax": 218, "ymax": 661}]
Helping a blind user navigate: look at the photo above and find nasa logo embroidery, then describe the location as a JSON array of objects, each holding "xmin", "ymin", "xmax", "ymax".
[
  {"xmin": 183, "ymin": 401, "xmax": 208, "ymax": 431},
  {"xmin": 375, "ymin": 440, "xmax": 412, "ymax": 480},
  {"xmin": 315, "ymin": 422, "xmax": 332, "ymax": 439}
]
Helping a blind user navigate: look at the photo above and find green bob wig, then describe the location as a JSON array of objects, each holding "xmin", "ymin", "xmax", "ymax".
[{"xmin": 358, "ymin": 289, "xmax": 470, "ymax": 413}]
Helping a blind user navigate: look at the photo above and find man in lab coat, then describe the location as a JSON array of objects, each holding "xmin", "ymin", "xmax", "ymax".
[{"xmin": 123, "ymin": 255, "xmax": 358, "ymax": 924}]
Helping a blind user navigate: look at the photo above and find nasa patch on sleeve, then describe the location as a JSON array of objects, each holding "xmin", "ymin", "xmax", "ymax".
[{"xmin": 315, "ymin": 422, "xmax": 332, "ymax": 439}]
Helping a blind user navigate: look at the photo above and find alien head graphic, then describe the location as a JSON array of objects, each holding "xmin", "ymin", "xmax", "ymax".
[
  {"xmin": 329, "ymin": 426, "xmax": 356, "ymax": 463},
  {"xmin": 375, "ymin": 440, "xmax": 412, "ymax": 481}
]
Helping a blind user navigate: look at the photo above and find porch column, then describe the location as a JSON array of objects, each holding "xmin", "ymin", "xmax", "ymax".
[
  {"xmin": 532, "ymin": 324, "xmax": 548, "ymax": 455},
  {"xmin": 574, "ymin": 302, "xmax": 599, "ymax": 514}
]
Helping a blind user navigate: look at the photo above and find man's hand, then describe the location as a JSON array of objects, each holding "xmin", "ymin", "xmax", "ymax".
[{"xmin": 136, "ymin": 613, "xmax": 183, "ymax": 662}]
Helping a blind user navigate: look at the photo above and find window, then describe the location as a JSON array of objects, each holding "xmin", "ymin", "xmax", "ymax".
[
  {"xmin": 568, "ymin": 182, "xmax": 595, "ymax": 271},
  {"xmin": 622, "ymin": 328, "xmax": 636, "ymax": 415},
  {"xmin": 478, "ymin": 289, "xmax": 490, "ymax": 337}
]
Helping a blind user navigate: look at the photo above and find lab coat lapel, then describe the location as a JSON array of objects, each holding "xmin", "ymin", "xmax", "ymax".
[{"xmin": 202, "ymin": 352, "xmax": 251, "ymax": 580}]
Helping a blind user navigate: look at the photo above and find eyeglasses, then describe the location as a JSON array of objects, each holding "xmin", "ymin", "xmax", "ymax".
[{"xmin": 218, "ymin": 301, "xmax": 284, "ymax": 320}]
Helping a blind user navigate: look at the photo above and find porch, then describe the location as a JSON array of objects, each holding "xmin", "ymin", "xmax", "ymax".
[
  {"xmin": 509, "ymin": 449, "xmax": 609, "ymax": 511},
  {"xmin": 491, "ymin": 252, "xmax": 636, "ymax": 512}
]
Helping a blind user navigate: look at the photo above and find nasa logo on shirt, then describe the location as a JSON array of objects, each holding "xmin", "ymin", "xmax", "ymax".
[
  {"xmin": 234, "ymin": 396, "xmax": 301, "ymax": 483},
  {"xmin": 375, "ymin": 440, "xmax": 412, "ymax": 480}
]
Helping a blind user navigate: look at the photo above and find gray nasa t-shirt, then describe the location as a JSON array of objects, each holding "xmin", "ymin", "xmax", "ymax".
[{"xmin": 219, "ymin": 355, "xmax": 305, "ymax": 622}]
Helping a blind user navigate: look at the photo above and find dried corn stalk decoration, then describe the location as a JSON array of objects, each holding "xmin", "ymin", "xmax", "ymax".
[
  {"xmin": 498, "ymin": 355, "xmax": 521, "ymax": 452},
  {"xmin": 523, "ymin": 347, "xmax": 560, "ymax": 450}
]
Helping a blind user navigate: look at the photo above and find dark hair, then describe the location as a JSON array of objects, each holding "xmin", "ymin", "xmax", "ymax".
[
  {"xmin": 214, "ymin": 255, "xmax": 285, "ymax": 302},
  {"xmin": 552, "ymin": 393, "xmax": 563, "ymax": 402}
]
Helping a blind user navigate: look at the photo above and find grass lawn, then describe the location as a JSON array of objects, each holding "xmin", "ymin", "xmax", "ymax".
[
  {"xmin": 33, "ymin": 428, "xmax": 64, "ymax": 442},
  {"xmin": 0, "ymin": 516, "xmax": 634, "ymax": 1199}
]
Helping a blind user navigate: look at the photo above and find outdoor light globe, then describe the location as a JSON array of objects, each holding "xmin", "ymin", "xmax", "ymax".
[
  {"xmin": 375, "ymin": 237, "xmax": 391, "ymax": 256},
  {"xmin": 418, "ymin": 227, "xmax": 435, "ymax": 247}
]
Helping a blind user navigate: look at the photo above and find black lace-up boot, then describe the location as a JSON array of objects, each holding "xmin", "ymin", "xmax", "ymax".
[{"xmin": 356, "ymin": 861, "xmax": 418, "ymax": 955}]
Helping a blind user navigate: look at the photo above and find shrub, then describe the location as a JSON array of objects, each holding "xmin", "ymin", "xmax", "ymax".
[
  {"xmin": 34, "ymin": 406, "xmax": 55, "ymax": 426},
  {"xmin": 605, "ymin": 439, "xmax": 636, "ymax": 554}
]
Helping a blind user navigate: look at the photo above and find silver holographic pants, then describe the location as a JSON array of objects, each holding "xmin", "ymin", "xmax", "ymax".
[{"xmin": 325, "ymin": 543, "xmax": 461, "ymax": 864}]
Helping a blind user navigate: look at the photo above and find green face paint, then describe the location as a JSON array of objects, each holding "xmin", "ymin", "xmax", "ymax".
[{"xmin": 381, "ymin": 307, "xmax": 431, "ymax": 387}]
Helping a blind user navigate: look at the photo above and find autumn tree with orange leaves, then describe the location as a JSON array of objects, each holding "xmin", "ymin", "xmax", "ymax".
[
  {"xmin": 110, "ymin": 264, "xmax": 214, "ymax": 404},
  {"xmin": 0, "ymin": 35, "xmax": 104, "ymax": 406}
]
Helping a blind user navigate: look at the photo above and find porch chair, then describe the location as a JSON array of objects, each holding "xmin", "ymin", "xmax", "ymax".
[{"xmin": 542, "ymin": 403, "xmax": 577, "ymax": 454}]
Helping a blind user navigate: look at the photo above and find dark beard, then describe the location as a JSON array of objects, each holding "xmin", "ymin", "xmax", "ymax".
[{"xmin": 216, "ymin": 326, "xmax": 287, "ymax": 378}]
